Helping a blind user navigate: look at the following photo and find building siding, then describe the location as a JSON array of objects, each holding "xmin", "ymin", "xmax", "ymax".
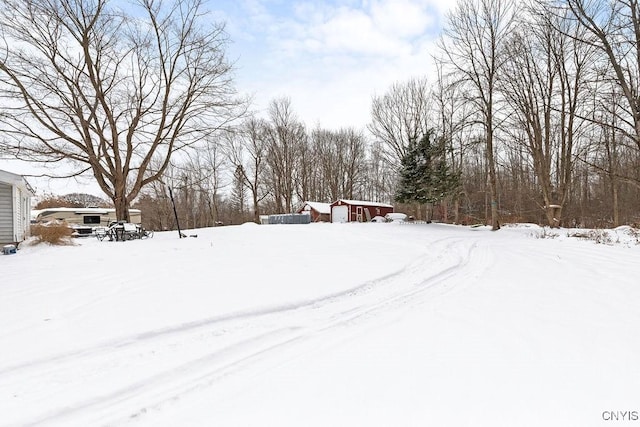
[
  {"xmin": 0, "ymin": 183, "xmax": 13, "ymax": 243},
  {"xmin": 329, "ymin": 200, "xmax": 394, "ymax": 223}
]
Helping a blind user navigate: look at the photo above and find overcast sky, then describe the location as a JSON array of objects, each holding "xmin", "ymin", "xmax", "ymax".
[
  {"xmin": 1, "ymin": 0, "xmax": 455, "ymax": 197},
  {"xmin": 211, "ymin": 0, "xmax": 455, "ymax": 129}
]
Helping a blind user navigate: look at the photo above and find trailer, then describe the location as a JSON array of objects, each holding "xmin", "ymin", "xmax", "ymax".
[{"xmin": 34, "ymin": 207, "xmax": 142, "ymax": 236}]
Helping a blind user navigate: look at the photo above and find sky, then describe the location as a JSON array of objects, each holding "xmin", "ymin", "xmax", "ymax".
[
  {"xmin": 209, "ymin": 0, "xmax": 454, "ymax": 129},
  {"xmin": 1, "ymin": 221, "xmax": 639, "ymax": 425},
  {"xmin": 0, "ymin": 0, "xmax": 454, "ymax": 198}
]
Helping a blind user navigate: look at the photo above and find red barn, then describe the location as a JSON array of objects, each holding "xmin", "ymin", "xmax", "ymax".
[{"xmin": 330, "ymin": 199, "xmax": 394, "ymax": 223}]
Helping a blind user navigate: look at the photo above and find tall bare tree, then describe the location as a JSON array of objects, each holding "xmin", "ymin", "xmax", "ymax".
[
  {"xmin": 0, "ymin": 0, "xmax": 243, "ymax": 220},
  {"xmin": 439, "ymin": 0, "xmax": 516, "ymax": 230},
  {"xmin": 311, "ymin": 127, "xmax": 368, "ymax": 202},
  {"xmin": 368, "ymin": 77, "xmax": 433, "ymax": 166},
  {"xmin": 502, "ymin": 4, "xmax": 592, "ymax": 227},
  {"xmin": 339, "ymin": 128, "xmax": 368, "ymax": 200},
  {"xmin": 432, "ymin": 62, "xmax": 474, "ymax": 223},
  {"xmin": 587, "ymin": 78, "xmax": 629, "ymax": 226},
  {"xmin": 226, "ymin": 118, "xmax": 270, "ymax": 223},
  {"xmin": 179, "ymin": 139, "xmax": 227, "ymax": 228},
  {"xmin": 363, "ymin": 141, "xmax": 395, "ymax": 203},
  {"xmin": 264, "ymin": 98, "xmax": 306, "ymax": 213},
  {"xmin": 565, "ymin": 0, "xmax": 640, "ymax": 151}
]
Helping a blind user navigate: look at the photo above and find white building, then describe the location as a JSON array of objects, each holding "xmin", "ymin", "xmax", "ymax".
[{"xmin": 0, "ymin": 169, "xmax": 34, "ymax": 245}]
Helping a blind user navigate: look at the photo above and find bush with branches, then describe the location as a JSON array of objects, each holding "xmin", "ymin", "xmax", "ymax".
[{"xmin": 29, "ymin": 222, "xmax": 74, "ymax": 246}]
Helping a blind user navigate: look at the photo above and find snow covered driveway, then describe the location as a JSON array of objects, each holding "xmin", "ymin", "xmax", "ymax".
[{"xmin": 1, "ymin": 223, "xmax": 638, "ymax": 426}]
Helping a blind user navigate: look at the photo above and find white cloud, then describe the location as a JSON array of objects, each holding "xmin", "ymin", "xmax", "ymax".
[
  {"xmin": 226, "ymin": 0, "xmax": 453, "ymax": 129},
  {"xmin": 283, "ymin": 0, "xmax": 437, "ymax": 57},
  {"xmin": 370, "ymin": 0, "xmax": 435, "ymax": 38}
]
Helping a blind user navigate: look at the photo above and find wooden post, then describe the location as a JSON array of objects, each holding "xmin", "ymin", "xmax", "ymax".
[{"xmin": 168, "ymin": 186, "xmax": 183, "ymax": 238}]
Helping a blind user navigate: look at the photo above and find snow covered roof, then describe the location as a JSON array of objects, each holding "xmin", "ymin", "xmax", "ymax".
[
  {"xmin": 333, "ymin": 199, "xmax": 394, "ymax": 208},
  {"xmin": 35, "ymin": 207, "xmax": 141, "ymax": 213},
  {"xmin": 0, "ymin": 169, "xmax": 35, "ymax": 196},
  {"xmin": 301, "ymin": 201, "xmax": 331, "ymax": 214}
]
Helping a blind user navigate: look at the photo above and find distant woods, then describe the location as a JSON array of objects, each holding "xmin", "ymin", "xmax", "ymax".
[
  {"xmin": 146, "ymin": 0, "xmax": 640, "ymax": 230},
  {"xmin": 5, "ymin": 0, "xmax": 640, "ymax": 230}
]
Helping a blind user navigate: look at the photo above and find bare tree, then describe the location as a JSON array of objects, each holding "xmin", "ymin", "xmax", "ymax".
[
  {"xmin": 585, "ymin": 78, "xmax": 631, "ymax": 226},
  {"xmin": 363, "ymin": 141, "xmax": 396, "ymax": 203},
  {"xmin": 501, "ymin": 3, "xmax": 592, "ymax": 227},
  {"xmin": 179, "ymin": 139, "xmax": 227, "ymax": 228},
  {"xmin": 312, "ymin": 129, "xmax": 342, "ymax": 202},
  {"xmin": 296, "ymin": 127, "xmax": 324, "ymax": 203},
  {"xmin": 133, "ymin": 159, "xmax": 176, "ymax": 231},
  {"xmin": 226, "ymin": 118, "xmax": 270, "ymax": 223},
  {"xmin": 339, "ymin": 128, "xmax": 368, "ymax": 200},
  {"xmin": 230, "ymin": 164, "xmax": 247, "ymax": 223},
  {"xmin": 432, "ymin": 62, "xmax": 474, "ymax": 223},
  {"xmin": 0, "ymin": 0, "xmax": 244, "ymax": 220},
  {"xmin": 565, "ymin": 0, "xmax": 640, "ymax": 151},
  {"xmin": 295, "ymin": 131, "xmax": 317, "ymax": 206},
  {"xmin": 368, "ymin": 77, "xmax": 433, "ymax": 166},
  {"xmin": 439, "ymin": 0, "xmax": 517, "ymax": 230},
  {"xmin": 199, "ymin": 139, "xmax": 227, "ymax": 226},
  {"xmin": 264, "ymin": 98, "xmax": 306, "ymax": 213},
  {"xmin": 311, "ymin": 127, "xmax": 368, "ymax": 202}
]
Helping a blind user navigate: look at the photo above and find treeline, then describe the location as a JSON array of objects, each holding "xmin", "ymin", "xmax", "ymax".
[
  {"xmin": 137, "ymin": 0, "xmax": 640, "ymax": 229},
  {"xmin": 133, "ymin": 98, "xmax": 395, "ymax": 230}
]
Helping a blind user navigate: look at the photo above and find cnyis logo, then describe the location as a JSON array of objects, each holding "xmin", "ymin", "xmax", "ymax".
[{"xmin": 602, "ymin": 411, "xmax": 639, "ymax": 421}]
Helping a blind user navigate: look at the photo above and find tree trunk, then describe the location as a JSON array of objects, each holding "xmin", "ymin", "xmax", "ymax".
[
  {"xmin": 487, "ymin": 133, "xmax": 500, "ymax": 230},
  {"xmin": 453, "ymin": 198, "xmax": 460, "ymax": 224},
  {"xmin": 113, "ymin": 193, "xmax": 130, "ymax": 222},
  {"xmin": 544, "ymin": 204, "xmax": 561, "ymax": 228},
  {"xmin": 442, "ymin": 199, "xmax": 449, "ymax": 223},
  {"xmin": 612, "ymin": 179, "xmax": 620, "ymax": 227},
  {"xmin": 252, "ymin": 190, "xmax": 260, "ymax": 223}
]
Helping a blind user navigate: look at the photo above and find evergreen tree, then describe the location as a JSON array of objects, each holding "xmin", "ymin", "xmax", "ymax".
[{"xmin": 395, "ymin": 130, "xmax": 460, "ymax": 205}]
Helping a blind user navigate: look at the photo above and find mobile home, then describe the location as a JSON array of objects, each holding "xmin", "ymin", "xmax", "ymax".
[{"xmin": 34, "ymin": 207, "xmax": 142, "ymax": 236}]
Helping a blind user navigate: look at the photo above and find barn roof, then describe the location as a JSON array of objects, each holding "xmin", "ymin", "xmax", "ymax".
[
  {"xmin": 301, "ymin": 201, "xmax": 331, "ymax": 214},
  {"xmin": 333, "ymin": 199, "xmax": 394, "ymax": 208}
]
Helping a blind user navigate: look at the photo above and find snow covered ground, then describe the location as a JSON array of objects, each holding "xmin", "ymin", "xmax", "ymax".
[{"xmin": 1, "ymin": 222, "xmax": 639, "ymax": 426}]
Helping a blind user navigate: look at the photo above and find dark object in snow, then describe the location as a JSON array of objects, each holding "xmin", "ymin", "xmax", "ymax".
[
  {"xmin": 96, "ymin": 222, "xmax": 153, "ymax": 241},
  {"xmin": 3, "ymin": 244, "xmax": 17, "ymax": 255}
]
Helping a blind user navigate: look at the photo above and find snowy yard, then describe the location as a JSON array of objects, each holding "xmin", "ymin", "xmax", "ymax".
[{"xmin": 1, "ymin": 222, "xmax": 639, "ymax": 426}]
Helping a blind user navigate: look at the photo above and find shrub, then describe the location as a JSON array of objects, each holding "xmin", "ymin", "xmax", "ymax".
[
  {"xmin": 531, "ymin": 227, "xmax": 559, "ymax": 239},
  {"xmin": 624, "ymin": 227, "xmax": 640, "ymax": 245},
  {"xmin": 568, "ymin": 229, "xmax": 614, "ymax": 245},
  {"xmin": 30, "ymin": 222, "xmax": 74, "ymax": 245}
]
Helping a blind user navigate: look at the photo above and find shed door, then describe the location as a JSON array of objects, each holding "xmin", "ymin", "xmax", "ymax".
[{"xmin": 331, "ymin": 205, "xmax": 349, "ymax": 223}]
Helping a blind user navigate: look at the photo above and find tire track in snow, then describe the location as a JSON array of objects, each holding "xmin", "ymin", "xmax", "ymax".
[
  {"xmin": 0, "ymin": 234, "xmax": 458, "ymax": 378},
  {"xmin": 1, "ymin": 236, "xmax": 488, "ymax": 427}
]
